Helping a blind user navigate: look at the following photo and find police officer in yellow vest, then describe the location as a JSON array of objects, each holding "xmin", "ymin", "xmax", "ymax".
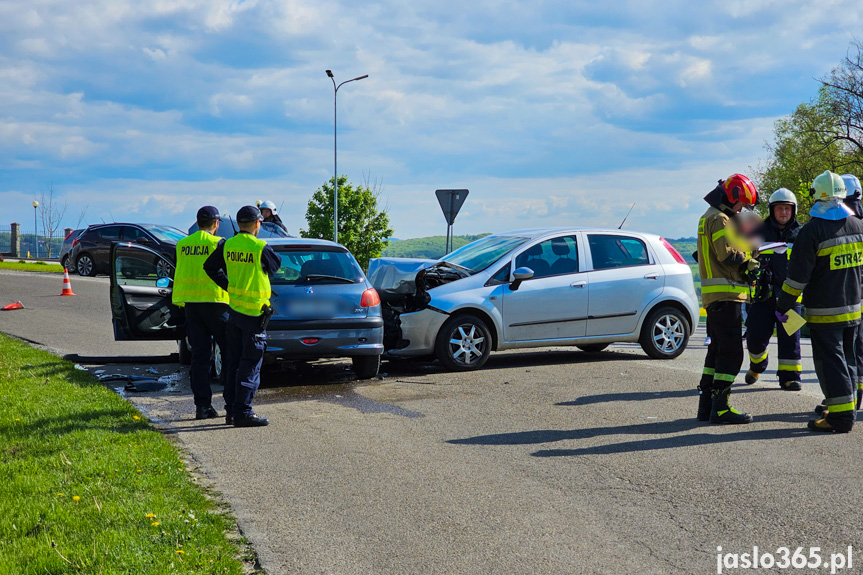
[
  {"xmin": 205, "ymin": 205, "xmax": 282, "ymax": 427},
  {"xmin": 173, "ymin": 206, "xmax": 230, "ymax": 420}
]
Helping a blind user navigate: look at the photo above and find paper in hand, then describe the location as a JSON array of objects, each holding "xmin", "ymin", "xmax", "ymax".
[{"xmin": 782, "ymin": 309, "xmax": 806, "ymax": 335}]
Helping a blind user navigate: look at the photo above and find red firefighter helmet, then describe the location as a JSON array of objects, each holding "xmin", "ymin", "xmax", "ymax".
[{"xmin": 721, "ymin": 174, "xmax": 758, "ymax": 206}]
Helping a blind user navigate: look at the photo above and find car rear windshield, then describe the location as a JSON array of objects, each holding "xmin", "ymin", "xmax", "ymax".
[
  {"xmin": 271, "ymin": 248, "xmax": 363, "ymax": 285},
  {"xmin": 444, "ymin": 235, "xmax": 531, "ymax": 273},
  {"xmin": 142, "ymin": 225, "xmax": 187, "ymax": 243}
]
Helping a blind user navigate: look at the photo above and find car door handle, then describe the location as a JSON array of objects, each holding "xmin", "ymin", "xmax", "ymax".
[
  {"xmin": 158, "ymin": 289, "xmax": 168, "ymax": 296},
  {"xmin": 644, "ymin": 273, "xmax": 659, "ymax": 280},
  {"xmin": 570, "ymin": 281, "xmax": 586, "ymax": 288}
]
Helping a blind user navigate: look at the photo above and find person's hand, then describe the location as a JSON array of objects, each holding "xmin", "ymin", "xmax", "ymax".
[
  {"xmin": 746, "ymin": 259, "xmax": 760, "ymax": 272},
  {"xmin": 775, "ymin": 310, "xmax": 789, "ymax": 323}
]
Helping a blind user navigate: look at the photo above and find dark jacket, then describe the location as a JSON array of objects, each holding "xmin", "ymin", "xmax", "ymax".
[
  {"xmin": 777, "ymin": 216, "xmax": 863, "ymax": 327},
  {"xmin": 757, "ymin": 216, "xmax": 801, "ymax": 291},
  {"xmin": 264, "ymin": 213, "xmax": 288, "ymax": 233}
]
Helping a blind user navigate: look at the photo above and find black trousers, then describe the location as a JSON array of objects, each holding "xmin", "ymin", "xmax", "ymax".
[
  {"xmin": 745, "ymin": 299, "xmax": 802, "ymax": 383},
  {"xmin": 185, "ymin": 302, "xmax": 229, "ymax": 408},
  {"xmin": 224, "ymin": 310, "xmax": 267, "ymax": 419},
  {"xmin": 701, "ymin": 301, "xmax": 744, "ymax": 389},
  {"xmin": 809, "ymin": 325, "xmax": 858, "ymax": 424}
]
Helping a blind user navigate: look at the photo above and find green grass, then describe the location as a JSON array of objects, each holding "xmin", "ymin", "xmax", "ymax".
[
  {"xmin": 0, "ymin": 333, "xmax": 249, "ymax": 574},
  {"xmin": 0, "ymin": 261, "xmax": 64, "ymax": 273}
]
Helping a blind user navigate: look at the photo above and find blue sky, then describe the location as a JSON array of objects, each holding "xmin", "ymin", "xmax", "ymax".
[{"xmin": 1, "ymin": 0, "xmax": 861, "ymax": 240}]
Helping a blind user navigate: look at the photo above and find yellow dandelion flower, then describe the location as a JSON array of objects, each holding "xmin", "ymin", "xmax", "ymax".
[
  {"xmin": 72, "ymin": 495, "xmax": 80, "ymax": 502},
  {"xmin": 145, "ymin": 513, "xmax": 155, "ymax": 519},
  {"xmin": 137, "ymin": 469, "xmax": 142, "ymax": 473},
  {"xmin": 133, "ymin": 415, "xmax": 140, "ymax": 420},
  {"xmin": 151, "ymin": 522, "xmax": 160, "ymax": 527},
  {"xmin": 57, "ymin": 493, "xmax": 64, "ymax": 496},
  {"xmin": 14, "ymin": 418, "xmax": 20, "ymax": 422},
  {"xmin": 176, "ymin": 550, "xmax": 184, "ymax": 554}
]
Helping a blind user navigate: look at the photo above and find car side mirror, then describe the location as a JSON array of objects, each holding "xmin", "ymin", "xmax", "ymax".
[
  {"xmin": 509, "ymin": 267, "xmax": 534, "ymax": 291},
  {"xmin": 136, "ymin": 236, "xmax": 151, "ymax": 245}
]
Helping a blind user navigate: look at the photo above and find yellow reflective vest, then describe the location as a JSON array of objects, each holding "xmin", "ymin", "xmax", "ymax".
[
  {"xmin": 224, "ymin": 233, "xmax": 271, "ymax": 316},
  {"xmin": 172, "ymin": 231, "xmax": 230, "ymax": 307}
]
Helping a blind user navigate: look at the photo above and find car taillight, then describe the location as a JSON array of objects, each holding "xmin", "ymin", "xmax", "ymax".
[
  {"xmin": 64, "ymin": 230, "xmax": 75, "ymax": 240},
  {"xmin": 72, "ymin": 238, "xmax": 79, "ymax": 247},
  {"xmin": 660, "ymin": 238, "xmax": 687, "ymax": 264},
  {"xmin": 361, "ymin": 288, "xmax": 380, "ymax": 307}
]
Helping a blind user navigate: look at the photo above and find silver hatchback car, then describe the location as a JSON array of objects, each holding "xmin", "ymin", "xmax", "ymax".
[{"xmin": 368, "ymin": 228, "xmax": 699, "ymax": 371}]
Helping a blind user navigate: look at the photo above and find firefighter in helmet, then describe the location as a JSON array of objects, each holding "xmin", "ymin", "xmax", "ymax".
[
  {"xmin": 743, "ymin": 188, "xmax": 803, "ymax": 390},
  {"xmin": 777, "ymin": 171, "xmax": 863, "ymax": 433},
  {"xmin": 696, "ymin": 174, "xmax": 760, "ymax": 424}
]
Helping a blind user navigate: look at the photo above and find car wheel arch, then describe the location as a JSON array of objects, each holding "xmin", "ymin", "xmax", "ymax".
[
  {"xmin": 439, "ymin": 306, "xmax": 500, "ymax": 351},
  {"xmin": 639, "ymin": 299, "xmax": 693, "ymax": 335}
]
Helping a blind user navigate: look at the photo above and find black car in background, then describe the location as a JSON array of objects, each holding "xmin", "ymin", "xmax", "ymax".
[
  {"xmin": 59, "ymin": 228, "xmax": 85, "ymax": 272},
  {"xmin": 71, "ymin": 223, "xmax": 187, "ymax": 277}
]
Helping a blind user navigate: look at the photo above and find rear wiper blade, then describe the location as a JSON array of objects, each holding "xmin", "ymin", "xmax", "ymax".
[{"xmin": 303, "ymin": 274, "xmax": 356, "ymax": 283}]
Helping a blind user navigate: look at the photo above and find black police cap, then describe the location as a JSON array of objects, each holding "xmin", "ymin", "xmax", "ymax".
[
  {"xmin": 196, "ymin": 205, "xmax": 220, "ymax": 222},
  {"xmin": 237, "ymin": 205, "xmax": 263, "ymax": 223}
]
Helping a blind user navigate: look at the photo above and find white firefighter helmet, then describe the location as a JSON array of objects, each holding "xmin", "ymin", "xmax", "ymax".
[
  {"xmin": 810, "ymin": 170, "xmax": 846, "ymax": 201},
  {"xmin": 260, "ymin": 200, "xmax": 278, "ymax": 214},
  {"xmin": 841, "ymin": 174, "xmax": 862, "ymax": 198},
  {"xmin": 768, "ymin": 188, "xmax": 797, "ymax": 207}
]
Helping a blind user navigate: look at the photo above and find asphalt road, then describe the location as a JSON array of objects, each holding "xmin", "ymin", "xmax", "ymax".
[{"xmin": 3, "ymin": 269, "xmax": 862, "ymax": 575}]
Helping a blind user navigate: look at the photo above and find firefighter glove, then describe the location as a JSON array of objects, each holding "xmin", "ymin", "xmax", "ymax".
[
  {"xmin": 775, "ymin": 311, "xmax": 789, "ymax": 323},
  {"xmin": 746, "ymin": 259, "xmax": 760, "ymax": 272}
]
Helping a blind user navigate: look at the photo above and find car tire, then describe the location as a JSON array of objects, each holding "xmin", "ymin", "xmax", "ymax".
[
  {"xmin": 156, "ymin": 259, "xmax": 171, "ymax": 278},
  {"xmin": 210, "ymin": 340, "xmax": 223, "ymax": 382},
  {"xmin": 435, "ymin": 313, "xmax": 492, "ymax": 371},
  {"xmin": 61, "ymin": 255, "xmax": 72, "ymax": 272},
  {"xmin": 577, "ymin": 343, "xmax": 609, "ymax": 353},
  {"xmin": 352, "ymin": 355, "xmax": 381, "ymax": 379},
  {"xmin": 639, "ymin": 306, "xmax": 689, "ymax": 359},
  {"xmin": 178, "ymin": 338, "xmax": 192, "ymax": 365},
  {"xmin": 76, "ymin": 253, "xmax": 96, "ymax": 277}
]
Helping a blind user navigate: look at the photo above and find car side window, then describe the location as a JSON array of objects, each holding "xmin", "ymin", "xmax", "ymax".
[
  {"xmin": 122, "ymin": 226, "xmax": 144, "ymax": 241},
  {"xmin": 514, "ymin": 236, "xmax": 578, "ymax": 280},
  {"xmin": 588, "ymin": 235, "xmax": 650, "ymax": 270},
  {"xmin": 115, "ymin": 253, "xmax": 170, "ymax": 287},
  {"xmin": 97, "ymin": 226, "xmax": 122, "ymax": 241},
  {"xmin": 486, "ymin": 263, "xmax": 511, "ymax": 286}
]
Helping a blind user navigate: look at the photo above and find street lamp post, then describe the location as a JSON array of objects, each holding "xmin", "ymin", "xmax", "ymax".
[
  {"xmin": 32, "ymin": 201, "xmax": 39, "ymax": 259},
  {"xmin": 326, "ymin": 69, "xmax": 368, "ymax": 244}
]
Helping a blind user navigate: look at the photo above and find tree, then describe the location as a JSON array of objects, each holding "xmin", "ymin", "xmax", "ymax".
[
  {"xmin": 755, "ymin": 88, "xmax": 857, "ymax": 223},
  {"xmin": 301, "ymin": 176, "xmax": 394, "ymax": 271},
  {"xmin": 821, "ymin": 39, "xmax": 863, "ymax": 164},
  {"xmin": 37, "ymin": 182, "xmax": 67, "ymax": 258}
]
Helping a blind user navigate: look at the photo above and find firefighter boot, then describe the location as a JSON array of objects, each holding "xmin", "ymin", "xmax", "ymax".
[
  {"xmin": 744, "ymin": 370, "xmax": 759, "ymax": 385},
  {"xmin": 710, "ymin": 386, "xmax": 753, "ymax": 424},
  {"xmin": 857, "ymin": 386, "xmax": 862, "ymax": 411},
  {"xmin": 808, "ymin": 415, "xmax": 853, "ymax": 433},
  {"xmin": 697, "ymin": 385, "xmax": 713, "ymax": 422}
]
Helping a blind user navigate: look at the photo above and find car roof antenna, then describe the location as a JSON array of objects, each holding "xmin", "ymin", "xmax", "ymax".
[{"xmin": 618, "ymin": 203, "xmax": 635, "ymax": 229}]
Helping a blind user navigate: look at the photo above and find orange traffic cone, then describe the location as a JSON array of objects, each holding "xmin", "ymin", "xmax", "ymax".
[
  {"xmin": 61, "ymin": 269, "xmax": 76, "ymax": 296},
  {"xmin": 2, "ymin": 301, "xmax": 24, "ymax": 310}
]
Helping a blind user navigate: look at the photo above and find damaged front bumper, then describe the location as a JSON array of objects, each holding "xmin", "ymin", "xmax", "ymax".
[{"xmin": 385, "ymin": 306, "xmax": 450, "ymax": 357}]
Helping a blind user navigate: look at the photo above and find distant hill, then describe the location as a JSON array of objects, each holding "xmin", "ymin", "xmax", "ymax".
[
  {"xmin": 381, "ymin": 234, "xmax": 491, "ymax": 259},
  {"xmin": 666, "ymin": 237, "xmax": 697, "ymax": 265}
]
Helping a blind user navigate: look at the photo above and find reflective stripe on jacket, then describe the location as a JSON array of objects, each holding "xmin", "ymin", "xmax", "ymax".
[
  {"xmin": 697, "ymin": 206, "xmax": 752, "ymax": 307},
  {"xmin": 172, "ymin": 231, "xmax": 230, "ymax": 306},
  {"xmin": 777, "ymin": 216, "xmax": 863, "ymax": 328},
  {"xmin": 224, "ymin": 233, "xmax": 271, "ymax": 316}
]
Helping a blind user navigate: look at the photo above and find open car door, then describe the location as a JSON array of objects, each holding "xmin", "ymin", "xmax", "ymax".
[{"xmin": 110, "ymin": 242, "xmax": 185, "ymax": 341}]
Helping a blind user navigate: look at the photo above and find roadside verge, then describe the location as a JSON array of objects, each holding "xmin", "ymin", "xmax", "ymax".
[{"xmin": 0, "ymin": 332, "xmax": 257, "ymax": 574}]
